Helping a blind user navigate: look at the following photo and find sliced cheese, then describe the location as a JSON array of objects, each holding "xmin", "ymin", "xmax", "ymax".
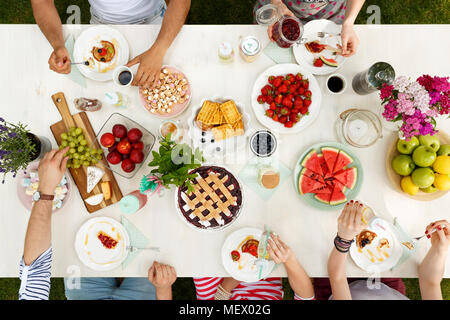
[
  {"xmin": 101, "ymin": 181, "xmax": 111, "ymax": 200},
  {"xmin": 87, "ymin": 166, "xmax": 104, "ymax": 193},
  {"xmin": 84, "ymin": 194, "xmax": 104, "ymax": 206}
]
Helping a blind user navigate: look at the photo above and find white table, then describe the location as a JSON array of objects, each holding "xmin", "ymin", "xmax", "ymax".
[{"xmin": 0, "ymin": 25, "xmax": 449, "ymax": 278}]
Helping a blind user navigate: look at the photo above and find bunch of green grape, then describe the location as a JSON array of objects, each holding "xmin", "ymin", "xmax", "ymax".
[{"xmin": 59, "ymin": 127, "xmax": 103, "ymax": 169}]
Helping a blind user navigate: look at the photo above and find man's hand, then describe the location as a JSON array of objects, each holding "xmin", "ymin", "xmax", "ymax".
[
  {"xmin": 148, "ymin": 261, "xmax": 177, "ymax": 300},
  {"xmin": 339, "ymin": 23, "xmax": 359, "ymax": 57},
  {"xmin": 48, "ymin": 46, "xmax": 71, "ymax": 74},
  {"xmin": 38, "ymin": 147, "xmax": 69, "ymax": 194},
  {"xmin": 127, "ymin": 45, "xmax": 166, "ymax": 88}
]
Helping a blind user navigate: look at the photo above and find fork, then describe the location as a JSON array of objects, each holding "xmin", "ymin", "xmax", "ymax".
[
  {"xmin": 126, "ymin": 245, "xmax": 160, "ymax": 253},
  {"xmin": 413, "ymin": 224, "xmax": 446, "ymax": 241},
  {"xmin": 317, "ymin": 31, "xmax": 341, "ymax": 38},
  {"xmin": 71, "ymin": 60, "xmax": 90, "ymax": 66}
]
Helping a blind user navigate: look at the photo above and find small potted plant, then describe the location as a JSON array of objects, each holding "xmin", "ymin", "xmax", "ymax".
[
  {"xmin": 0, "ymin": 118, "xmax": 51, "ymax": 184},
  {"xmin": 144, "ymin": 134, "xmax": 204, "ymax": 193}
]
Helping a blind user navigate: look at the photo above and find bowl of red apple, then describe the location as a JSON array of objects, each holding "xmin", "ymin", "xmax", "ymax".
[{"xmin": 96, "ymin": 113, "xmax": 156, "ymax": 178}]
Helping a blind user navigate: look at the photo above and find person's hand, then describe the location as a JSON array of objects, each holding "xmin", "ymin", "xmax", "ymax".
[
  {"xmin": 38, "ymin": 147, "xmax": 69, "ymax": 194},
  {"xmin": 267, "ymin": 233, "xmax": 294, "ymax": 264},
  {"xmin": 339, "ymin": 23, "xmax": 359, "ymax": 57},
  {"xmin": 267, "ymin": 3, "xmax": 295, "ymax": 41},
  {"xmin": 337, "ymin": 200, "xmax": 365, "ymax": 241},
  {"xmin": 426, "ymin": 220, "xmax": 450, "ymax": 255},
  {"xmin": 126, "ymin": 45, "xmax": 166, "ymax": 88},
  {"xmin": 148, "ymin": 261, "xmax": 177, "ymax": 290},
  {"xmin": 220, "ymin": 277, "xmax": 240, "ymax": 292},
  {"xmin": 48, "ymin": 46, "xmax": 71, "ymax": 74},
  {"xmin": 419, "ymin": 220, "xmax": 449, "ymax": 290}
]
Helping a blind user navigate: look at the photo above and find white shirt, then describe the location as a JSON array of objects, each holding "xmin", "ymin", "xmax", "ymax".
[{"xmin": 88, "ymin": 0, "xmax": 165, "ymax": 24}]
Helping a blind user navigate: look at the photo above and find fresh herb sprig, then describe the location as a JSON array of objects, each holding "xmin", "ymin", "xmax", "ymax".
[
  {"xmin": 0, "ymin": 118, "xmax": 36, "ymax": 184},
  {"xmin": 148, "ymin": 134, "xmax": 204, "ymax": 193}
]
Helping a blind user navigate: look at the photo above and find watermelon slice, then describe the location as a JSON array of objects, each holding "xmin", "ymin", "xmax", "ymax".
[
  {"xmin": 329, "ymin": 182, "xmax": 347, "ymax": 205},
  {"xmin": 314, "ymin": 184, "xmax": 333, "ymax": 194},
  {"xmin": 300, "ymin": 167, "xmax": 325, "ymax": 184},
  {"xmin": 299, "ymin": 174, "xmax": 326, "ymax": 195},
  {"xmin": 332, "ymin": 150, "xmax": 353, "ymax": 173},
  {"xmin": 318, "ymin": 154, "xmax": 333, "ymax": 180},
  {"xmin": 320, "ymin": 56, "xmax": 338, "ymax": 67},
  {"xmin": 321, "ymin": 147, "xmax": 340, "ymax": 174},
  {"xmin": 334, "ymin": 167, "xmax": 358, "ymax": 190},
  {"xmin": 301, "ymin": 149, "xmax": 323, "ymax": 176},
  {"xmin": 314, "ymin": 192, "xmax": 331, "ymax": 204}
]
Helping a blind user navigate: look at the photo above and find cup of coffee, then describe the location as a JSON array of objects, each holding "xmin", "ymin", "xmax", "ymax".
[
  {"xmin": 258, "ymin": 165, "xmax": 280, "ymax": 189},
  {"xmin": 326, "ymin": 73, "xmax": 347, "ymax": 95},
  {"xmin": 113, "ymin": 66, "xmax": 134, "ymax": 87}
]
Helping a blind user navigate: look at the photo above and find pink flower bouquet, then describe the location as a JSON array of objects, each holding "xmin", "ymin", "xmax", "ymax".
[{"xmin": 379, "ymin": 75, "xmax": 450, "ymax": 140}]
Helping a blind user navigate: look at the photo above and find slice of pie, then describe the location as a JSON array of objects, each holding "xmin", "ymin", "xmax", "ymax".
[{"xmin": 177, "ymin": 166, "xmax": 243, "ymax": 230}]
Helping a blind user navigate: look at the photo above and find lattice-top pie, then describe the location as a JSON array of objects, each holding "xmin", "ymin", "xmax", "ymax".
[{"xmin": 177, "ymin": 166, "xmax": 243, "ymax": 230}]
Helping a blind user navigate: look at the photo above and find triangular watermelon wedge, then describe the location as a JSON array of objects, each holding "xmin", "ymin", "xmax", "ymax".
[
  {"xmin": 334, "ymin": 167, "xmax": 357, "ymax": 190},
  {"xmin": 300, "ymin": 167, "xmax": 325, "ymax": 184},
  {"xmin": 329, "ymin": 182, "xmax": 347, "ymax": 205},
  {"xmin": 321, "ymin": 147, "xmax": 340, "ymax": 174},
  {"xmin": 299, "ymin": 174, "xmax": 326, "ymax": 195},
  {"xmin": 332, "ymin": 150, "xmax": 353, "ymax": 173},
  {"xmin": 301, "ymin": 149, "xmax": 323, "ymax": 176},
  {"xmin": 318, "ymin": 154, "xmax": 333, "ymax": 180}
]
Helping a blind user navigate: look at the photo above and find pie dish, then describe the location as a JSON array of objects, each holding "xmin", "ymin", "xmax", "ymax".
[
  {"xmin": 188, "ymin": 96, "xmax": 251, "ymax": 159},
  {"xmin": 176, "ymin": 166, "xmax": 243, "ymax": 231},
  {"xmin": 75, "ymin": 217, "xmax": 129, "ymax": 271}
]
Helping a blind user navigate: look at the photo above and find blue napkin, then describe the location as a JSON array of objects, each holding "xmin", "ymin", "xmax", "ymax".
[
  {"xmin": 238, "ymin": 156, "xmax": 291, "ymax": 200},
  {"xmin": 390, "ymin": 217, "xmax": 417, "ymax": 271},
  {"xmin": 65, "ymin": 35, "xmax": 87, "ymax": 88},
  {"xmin": 121, "ymin": 215, "xmax": 150, "ymax": 269},
  {"xmin": 263, "ymin": 41, "xmax": 296, "ymax": 64}
]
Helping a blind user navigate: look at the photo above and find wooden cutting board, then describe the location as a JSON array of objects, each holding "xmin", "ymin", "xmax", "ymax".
[{"xmin": 50, "ymin": 92, "xmax": 123, "ymax": 213}]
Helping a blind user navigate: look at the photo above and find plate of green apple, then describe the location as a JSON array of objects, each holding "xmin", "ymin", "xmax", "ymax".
[{"xmin": 386, "ymin": 131, "xmax": 450, "ymax": 201}]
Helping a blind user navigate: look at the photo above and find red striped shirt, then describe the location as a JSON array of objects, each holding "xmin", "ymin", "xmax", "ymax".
[{"xmin": 194, "ymin": 277, "xmax": 314, "ymax": 300}]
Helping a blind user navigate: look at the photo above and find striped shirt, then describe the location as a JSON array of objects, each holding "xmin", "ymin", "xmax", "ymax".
[
  {"xmin": 194, "ymin": 277, "xmax": 314, "ymax": 300},
  {"xmin": 19, "ymin": 247, "xmax": 52, "ymax": 300}
]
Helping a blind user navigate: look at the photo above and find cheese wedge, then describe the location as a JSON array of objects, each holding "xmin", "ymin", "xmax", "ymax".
[
  {"xmin": 84, "ymin": 194, "xmax": 104, "ymax": 206},
  {"xmin": 87, "ymin": 166, "xmax": 105, "ymax": 193}
]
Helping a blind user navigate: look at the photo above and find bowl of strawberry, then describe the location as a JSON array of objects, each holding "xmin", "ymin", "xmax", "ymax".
[
  {"xmin": 97, "ymin": 113, "xmax": 155, "ymax": 178},
  {"xmin": 251, "ymin": 64, "xmax": 322, "ymax": 134}
]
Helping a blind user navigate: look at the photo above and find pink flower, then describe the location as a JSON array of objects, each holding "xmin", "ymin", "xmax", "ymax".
[{"xmin": 380, "ymin": 84, "xmax": 394, "ymax": 100}]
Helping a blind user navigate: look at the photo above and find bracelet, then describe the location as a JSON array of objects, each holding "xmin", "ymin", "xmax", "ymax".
[
  {"xmin": 214, "ymin": 284, "xmax": 232, "ymax": 300},
  {"xmin": 334, "ymin": 234, "xmax": 354, "ymax": 253}
]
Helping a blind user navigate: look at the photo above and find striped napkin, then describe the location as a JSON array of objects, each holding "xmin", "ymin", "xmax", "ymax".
[
  {"xmin": 65, "ymin": 35, "xmax": 87, "ymax": 88},
  {"xmin": 121, "ymin": 215, "xmax": 150, "ymax": 269}
]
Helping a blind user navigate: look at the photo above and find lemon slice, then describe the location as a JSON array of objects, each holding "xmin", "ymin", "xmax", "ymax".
[{"xmin": 361, "ymin": 207, "xmax": 375, "ymax": 225}]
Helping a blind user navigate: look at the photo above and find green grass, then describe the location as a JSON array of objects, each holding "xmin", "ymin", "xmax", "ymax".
[{"xmin": 0, "ymin": 0, "xmax": 449, "ymax": 300}]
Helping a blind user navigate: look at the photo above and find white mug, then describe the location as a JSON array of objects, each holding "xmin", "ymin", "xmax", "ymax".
[
  {"xmin": 326, "ymin": 73, "xmax": 347, "ymax": 95},
  {"xmin": 112, "ymin": 66, "xmax": 134, "ymax": 87}
]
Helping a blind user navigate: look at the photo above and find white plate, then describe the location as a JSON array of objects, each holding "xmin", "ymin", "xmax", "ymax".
[
  {"xmin": 74, "ymin": 26, "xmax": 129, "ymax": 82},
  {"xmin": 188, "ymin": 96, "xmax": 251, "ymax": 159},
  {"xmin": 349, "ymin": 218, "xmax": 403, "ymax": 273},
  {"xmin": 222, "ymin": 227, "xmax": 275, "ymax": 282},
  {"xmin": 251, "ymin": 64, "xmax": 322, "ymax": 134},
  {"xmin": 293, "ymin": 19, "xmax": 346, "ymax": 75},
  {"xmin": 74, "ymin": 217, "xmax": 129, "ymax": 271}
]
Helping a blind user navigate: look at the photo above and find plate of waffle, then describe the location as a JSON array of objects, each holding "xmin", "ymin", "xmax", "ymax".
[
  {"xmin": 188, "ymin": 97, "xmax": 250, "ymax": 158},
  {"xmin": 349, "ymin": 218, "xmax": 403, "ymax": 273},
  {"xmin": 139, "ymin": 66, "xmax": 191, "ymax": 118},
  {"xmin": 74, "ymin": 26, "xmax": 129, "ymax": 82}
]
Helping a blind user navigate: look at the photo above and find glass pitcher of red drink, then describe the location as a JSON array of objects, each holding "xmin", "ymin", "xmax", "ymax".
[{"xmin": 255, "ymin": 4, "xmax": 305, "ymax": 48}]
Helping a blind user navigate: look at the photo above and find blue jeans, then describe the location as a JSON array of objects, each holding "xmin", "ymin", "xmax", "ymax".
[{"xmin": 64, "ymin": 278, "xmax": 156, "ymax": 300}]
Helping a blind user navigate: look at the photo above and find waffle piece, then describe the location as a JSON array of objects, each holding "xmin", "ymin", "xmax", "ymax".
[
  {"xmin": 212, "ymin": 124, "xmax": 234, "ymax": 141},
  {"xmin": 220, "ymin": 100, "xmax": 242, "ymax": 124},
  {"xmin": 197, "ymin": 101, "xmax": 220, "ymax": 125}
]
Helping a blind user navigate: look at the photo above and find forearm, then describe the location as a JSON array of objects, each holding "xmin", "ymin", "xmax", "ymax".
[
  {"xmin": 153, "ymin": 0, "xmax": 191, "ymax": 51},
  {"xmin": 343, "ymin": 0, "xmax": 365, "ymax": 26},
  {"xmin": 419, "ymin": 249, "xmax": 446, "ymax": 300},
  {"xmin": 156, "ymin": 287, "xmax": 173, "ymax": 300},
  {"xmin": 327, "ymin": 248, "xmax": 352, "ymax": 300},
  {"xmin": 23, "ymin": 200, "xmax": 53, "ymax": 265},
  {"xmin": 31, "ymin": 0, "xmax": 65, "ymax": 49},
  {"xmin": 284, "ymin": 257, "xmax": 314, "ymax": 298}
]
